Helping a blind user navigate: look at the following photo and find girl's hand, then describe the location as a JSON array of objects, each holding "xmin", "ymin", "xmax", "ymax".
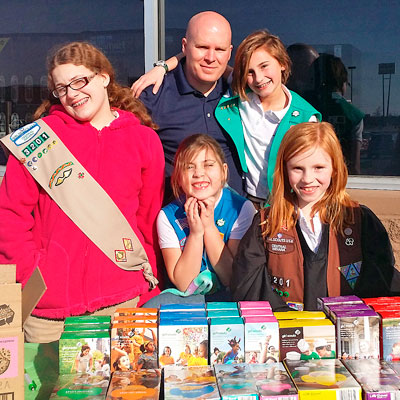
[
  {"xmin": 198, "ymin": 197, "xmax": 216, "ymax": 230},
  {"xmin": 131, "ymin": 66, "xmax": 166, "ymax": 98},
  {"xmin": 184, "ymin": 197, "xmax": 204, "ymax": 236}
]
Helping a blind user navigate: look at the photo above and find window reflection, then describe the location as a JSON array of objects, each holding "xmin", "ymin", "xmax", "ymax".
[{"xmin": 165, "ymin": 0, "xmax": 399, "ymax": 177}]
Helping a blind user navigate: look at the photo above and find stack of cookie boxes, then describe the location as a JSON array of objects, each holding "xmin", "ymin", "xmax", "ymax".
[{"xmin": 0, "ymin": 265, "xmax": 45, "ymax": 400}]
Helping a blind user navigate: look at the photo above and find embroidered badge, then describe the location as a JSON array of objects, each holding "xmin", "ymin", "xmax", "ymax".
[
  {"xmin": 123, "ymin": 238, "xmax": 133, "ymax": 251},
  {"xmin": 115, "ymin": 250, "xmax": 127, "ymax": 262},
  {"xmin": 339, "ymin": 261, "xmax": 362, "ymax": 289},
  {"xmin": 10, "ymin": 122, "xmax": 40, "ymax": 146},
  {"xmin": 78, "ymin": 172, "xmax": 85, "ymax": 179},
  {"xmin": 179, "ymin": 237, "xmax": 187, "ymax": 250},
  {"xmin": 175, "ymin": 218, "xmax": 189, "ymax": 231},
  {"xmin": 287, "ymin": 301, "xmax": 304, "ymax": 311},
  {"xmin": 216, "ymin": 218, "xmax": 225, "ymax": 227},
  {"xmin": 345, "ymin": 237, "xmax": 354, "ymax": 246},
  {"xmin": 292, "ymin": 111, "xmax": 300, "ymax": 117},
  {"xmin": 22, "ymin": 132, "xmax": 50, "ymax": 157},
  {"xmin": 267, "ymin": 232, "xmax": 295, "ymax": 254},
  {"xmin": 49, "ymin": 162, "xmax": 74, "ymax": 188}
]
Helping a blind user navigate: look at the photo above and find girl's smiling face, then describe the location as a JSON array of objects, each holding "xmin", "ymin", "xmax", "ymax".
[
  {"xmin": 118, "ymin": 355, "xmax": 130, "ymax": 371},
  {"xmin": 247, "ymin": 46, "xmax": 285, "ymax": 102},
  {"xmin": 286, "ymin": 146, "xmax": 333, "ymax": 212},
  {"xmin": 51, "ymin": 63, "xmax": 111, "ymax": 129},
  {"xmin": 180, "ymin": 147, "xmax": 227, "ymax": 201}
]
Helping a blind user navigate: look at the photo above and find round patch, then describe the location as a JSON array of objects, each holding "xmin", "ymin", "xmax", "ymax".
[{"xmin": 344, "ymin": 227, "xmax": 353, "ymax": 235}]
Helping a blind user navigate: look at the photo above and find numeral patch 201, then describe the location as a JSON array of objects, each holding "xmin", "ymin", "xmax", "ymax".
[
  {"xmin": 271, "ymin": 275, "xmax": 290, "ymax": 297},
  {"xmin": 271, "ymin": 275, "xmax": 290, "ymax": 288},
  {"xmin": 22, "ymin": 132, "xmax": 50, "ymax": 157}
]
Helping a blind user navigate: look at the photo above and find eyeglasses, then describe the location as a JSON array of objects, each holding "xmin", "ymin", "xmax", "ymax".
[{"xmin": 52, "ymin": 73, "xmax": 98, "ymax": 98}]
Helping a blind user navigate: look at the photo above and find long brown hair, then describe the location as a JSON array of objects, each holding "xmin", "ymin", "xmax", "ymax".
[
  {"xmin": 171, "ymin": 134, "xmax": 228, "ymax": 199},
  {"xmin": 263, "ymin": 122, "xmax": 357, "ymax": 238},
  {"xmin": 232, "ymin": 30, "xmax": 292, "ymax": 102},
  {"xmin": 33, "ymin": 42, "xmax": 156, "ymax": 129}
]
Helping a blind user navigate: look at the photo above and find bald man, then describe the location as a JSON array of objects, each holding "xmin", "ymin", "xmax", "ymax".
[{"xmin": 138, "ymin": 12, "xmax": 244, "ymax": 200}]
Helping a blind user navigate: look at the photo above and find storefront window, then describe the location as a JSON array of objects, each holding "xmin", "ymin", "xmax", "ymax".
[
  {"xmin": 165, "ymin": 0, "xmax": 400, "ymax": 177},
  {"xmin": 0, "ymin": 0, "xmax": 144, "ymax": 164}
]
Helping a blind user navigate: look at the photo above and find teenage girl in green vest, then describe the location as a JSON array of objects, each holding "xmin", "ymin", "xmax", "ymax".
[
  {"xmin": 215, "ymin": 30, "xmax": 321, "ymax": 207},
  {"xmin": 231, "ymin": 122, "xmax": 399, "ymax": 311}
]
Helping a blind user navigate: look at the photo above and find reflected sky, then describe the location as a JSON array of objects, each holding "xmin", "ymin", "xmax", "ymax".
[{"xmin": 0, "ymin": 0, "xmax": 398, "ymax": 115}]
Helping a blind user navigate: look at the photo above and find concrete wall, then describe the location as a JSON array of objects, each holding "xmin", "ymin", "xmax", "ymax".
[{"xmin": 347, "ymin": 189, "xmax": 400, "ymax": 270}]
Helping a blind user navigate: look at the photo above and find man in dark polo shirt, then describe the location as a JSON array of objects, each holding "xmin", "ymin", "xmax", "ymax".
[{"xmin": 138, "ymin": 11, "xmax": 244, "ymax": 200}]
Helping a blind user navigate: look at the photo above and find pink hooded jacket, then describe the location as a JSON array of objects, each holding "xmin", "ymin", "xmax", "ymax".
[{"xmin": 0, "ymin": 106, "xmax": 164, "ymax": 318}]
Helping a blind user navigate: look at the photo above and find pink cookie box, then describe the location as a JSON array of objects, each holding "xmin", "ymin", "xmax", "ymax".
[
  {"xmin": 241, "ymin": 308, "xmax": 274, "ymax": 317},
  {"xmin": 239, "ymin": 301, "xmax": 272, "ymax": 310}
]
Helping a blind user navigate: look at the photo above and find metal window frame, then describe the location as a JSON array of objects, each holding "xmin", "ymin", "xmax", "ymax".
[{"xmin": 144, "ymin": 0, "xmax": 165, "ymax": 72}]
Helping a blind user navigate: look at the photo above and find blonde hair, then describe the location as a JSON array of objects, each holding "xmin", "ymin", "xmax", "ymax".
[
  {"xmin": 33, "ymin": 42, "xmax": 157, "ymax": 129},
  {"xmin": 263, "ymin": 122, "xmax": 357, "ymax": 238},
  {"xmin": 232, "ymin": 30, "xmax": 291, "ymax": 101},
  {"xmin": 171, "ymin": 134, "xmax": 227, "ymax": 199}
]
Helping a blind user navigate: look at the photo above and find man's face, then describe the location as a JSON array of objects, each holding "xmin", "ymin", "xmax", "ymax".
[{"xmin": 182, "ymin": 18, "xmax": 232, "ymax": 93}]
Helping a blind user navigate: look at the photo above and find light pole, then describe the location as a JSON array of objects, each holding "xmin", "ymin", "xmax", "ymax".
[{"xmin": 348, "ymin": 66, "xmax": 356, "ymax": 103}]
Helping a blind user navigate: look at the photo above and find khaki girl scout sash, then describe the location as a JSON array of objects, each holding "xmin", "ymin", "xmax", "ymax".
[{"xmin": 1, "ymin": 120, "xmax": 158, "ymax": 289}]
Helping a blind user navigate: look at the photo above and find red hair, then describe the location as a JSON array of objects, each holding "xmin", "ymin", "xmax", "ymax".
[{"xmin": 263, "ymin": 122, "xmax": 357, "ymax": 238}]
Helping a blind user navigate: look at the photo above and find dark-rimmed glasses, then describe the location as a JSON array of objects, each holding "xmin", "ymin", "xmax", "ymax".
[{"xmin": 52, "ymin": 73, "xmax": 98, "ymax": 98}]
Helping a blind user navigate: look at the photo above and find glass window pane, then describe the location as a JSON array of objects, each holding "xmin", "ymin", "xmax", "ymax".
[
  {"xmin": 165, "ymin": 1, "xmax": 400, "ymax": 177},
  {"xmin": 0, "ymin": 0, "xmax": 144, "ymax": 164}
]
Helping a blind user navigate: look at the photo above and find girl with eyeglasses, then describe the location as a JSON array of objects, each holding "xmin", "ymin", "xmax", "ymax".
[{"xmin": 0, "ymin": 42, "xmax": 165, "ymax": 343}]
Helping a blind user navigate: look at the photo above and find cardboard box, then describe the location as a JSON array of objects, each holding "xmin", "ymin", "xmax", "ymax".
[
  {"xmin": 243, "ymin": 316, "xmax": 279, "ymax": 363},
  {"xmin": 209, "ymin": 317, "xmax": 245, "ymax": 364},
  {"xmin": 239, "ymin": 301, "xmax": 272, "ymax": 310},
  {"xmin": 164, "ymin": 365, "xmax": 219, "ymax": 399},
  {"xmin": 343, "ymin": 359, "xmax": 400, "ymax": 400},
  {"xmin": 332, "ymin": 309, "xmax": 381, "ymax": 360},
  {"xmin": 158, "ymin": 318, "xmax": 208, "ymax": 367},
  {"xmin": 110, "ymin": 322, "xmax": 157, "ymax": 371},
  {"xmin": 0, "ymin": 265, "xmax": 46, "ymax": 400},
  {"xmin": 207, "ymin": 302, "xmax": 238, "ymax": 311},
  {"xmin": 317, "ymin": 295, "xmax": 363, "ymax": 310},
  {"xmin": 249, "ymin": 362, "xmax": 298, "ymax": 400},
  {"xmin": 59, "ymin": 331, "xmax": 110, "ymax": 375},
  {"xmin": 278, "ymin": 319, "xmax": 336, "ymax": 362},
  {"xmin": 284, "ymin": 359, "xmax": 361, "ymax": 400},
  {"xmin": 106, "ymin": 369, "xmax": 161, "ymax": 400},
  {"xmin": 49, "ymin": 372, "xmax": 110, "ymax": 399},
  {"xmin": 214, "ymin": 363, "xmax": 258, "ymax": 399}
]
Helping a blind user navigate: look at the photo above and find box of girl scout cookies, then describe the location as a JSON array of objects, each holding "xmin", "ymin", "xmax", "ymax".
[
  {"xmin": 243, "ymin": 316, "xmax": 279, "ymax": 364},
  {"xmin": 106, "ymin": 369, "xmax": 161, "ymax": 400},
  {"xmin": 343, "ymin": 358, "xmax": 400, "ymax": 400},
  {"xmin": 164, "ymin": 365, "xmax": 219, "ymax": 399},
  {"xmin": 209, "ymin": 317, "xmax": 245, "ymax": 364},
  {"xmin": 110, "ymin": 322, "xmax": 158, "ymax": 372},
  {"xmin": 59, "ymin": 330, "xmax": 111, "ymax": 375},
  {"xmin": 0, "ymin": 265, "xmax": 46, "ymax": 400},
  {"xmin": 214, "ymin": 363, "xmax": 258, "ymax": 399},
  {"xmin": 284, "ymin": 359, "xmax": 361, "ymax": 399},
  {"xmin": 249, "ymin": 362, "xmax": 298, "ymax": 400},
  {"xmin": 331, "ymin": 309, "xmax": 380, "ymax": 360},
  {"xmin": 49, "ymin": 372, "xmax": 110, "ymax": 399}
]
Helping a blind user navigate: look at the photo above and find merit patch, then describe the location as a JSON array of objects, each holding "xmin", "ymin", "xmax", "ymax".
[{"xmin": 266, "ymin": 232, "xmax": 295, "ymax": 254}]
